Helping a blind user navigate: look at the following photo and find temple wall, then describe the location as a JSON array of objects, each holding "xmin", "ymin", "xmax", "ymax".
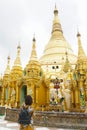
[{"xmin": 4, "ymin": 108, "xmax": 87, "ymax": 129}]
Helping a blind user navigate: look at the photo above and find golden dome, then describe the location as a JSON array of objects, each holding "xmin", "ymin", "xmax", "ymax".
[{"xmin": 40, "ymin": 5, "xmax": 77, "ymax": 66}]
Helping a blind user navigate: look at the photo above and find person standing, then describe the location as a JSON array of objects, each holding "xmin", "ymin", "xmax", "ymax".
[{"xmin": 19, "ymin": 95, "xmax": 34, "ymax": 130}]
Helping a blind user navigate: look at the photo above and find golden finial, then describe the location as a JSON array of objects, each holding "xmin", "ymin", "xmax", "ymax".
[
  {"xmin": 33, "ymin": 33, "xmax": 36, "ymax": 42},
  {"xmin": 7, "ymin": 55, "xmax": 10, "ymax": 65},
  {"xmin": 4, "ymin": 55, "xmax": 10, "ymax": 75},
  {"xmin": 77, "ymin": 27, "xmax": 81, "ymax": 37},
  {"xmin": 55, "ymin": 3, "xmax": 57, "ymax": 10},
  {"xmin": 32, "ymin": 34, "xmax": 36, "ymax": 49},
  {"xmin": 17, "ymin": 41, "xmax": 21, "ymax": 49},
  {"xmin": 65, "ymin": 51, "xmax": 68, "ymax": 56},
  {"xmin": 54, "ymin": 3, "xmax": 58, "ymax": 14},
  {"xmin": 8, "ymin": 55, "xmax": 10, "ymax": 60},
  {"xmin": 17, "ymin": 41, "xmax": 21, "ymax": 56},
  {"xmin": 77, "ymin": 32, "xmax": 81, "ymax": 37},
  {"xmin": 30, "ymin": 35, "xmax": 37, "ymax": 61},
  {"xmin": 13, "ymin": 42, "xmax": 22, "ymax": 67}
]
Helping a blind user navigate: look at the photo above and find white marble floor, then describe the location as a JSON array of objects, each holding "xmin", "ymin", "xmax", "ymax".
[{"xmin": 0, "ymin": 115, "xmax": 78, "ymax": 130}]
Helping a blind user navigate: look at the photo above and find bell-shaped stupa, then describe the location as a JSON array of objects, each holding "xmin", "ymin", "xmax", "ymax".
[{"xmin": 40, "ymin": 5, "xmax": 77, "ymax": 71}]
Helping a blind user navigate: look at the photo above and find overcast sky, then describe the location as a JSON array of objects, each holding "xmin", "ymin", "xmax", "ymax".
[{"xmin": 0, "ymin": 0, "xmax": 87, "ymax": 75}]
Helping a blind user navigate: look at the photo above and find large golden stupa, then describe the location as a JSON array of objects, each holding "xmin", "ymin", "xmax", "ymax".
[
  {"xmin": 0, "ymin": 5, "xmax": 87, "ymax": 112},
  {"xmin": 40, "ymin": 5, "xmax": 77, "ymax": 69}
]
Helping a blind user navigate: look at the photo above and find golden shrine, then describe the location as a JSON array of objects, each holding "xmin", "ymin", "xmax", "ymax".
[{"xmin": 0, "ymin": 5, "xmax": 87, "ymax": 112}]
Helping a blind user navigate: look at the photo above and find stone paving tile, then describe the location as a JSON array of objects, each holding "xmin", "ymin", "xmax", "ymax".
[{"xmin": 0, "ymin": 116, "xmax": 79, "ymax": 130}]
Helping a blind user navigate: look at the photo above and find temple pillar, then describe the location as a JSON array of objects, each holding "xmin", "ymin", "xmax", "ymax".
[
  {"xmin": 85, "ymin": 101, "xmax": 87, "ymax": 113},
  {"xmin": 15, "ymin": 85, "xmax": 20, "ymax": 108},
  {"xmin": 84, "ymin": 80, "xmax": 87, "ymax": 102},
  {"xmin": 31, "ymin": 83, "xmax": 34, "ymax": 102},
  {"xmin": 27, "ymin": 85, "xmax": 29, "ymax": 95},
  {"xmin": 85, "ymin": 88, "xmax": 87, "ymax": 101},
  {"xmin": 1, "ymin": 87, "xmax": 5, "ymax": 105},
  {"xmin": 16, "ymin": 86, "xmax": 19, "ymax": 102},
  {"xmin": 46, "ymin": 87, "xmax": 49, "ymax": 105},
  {"xmin": 8, "ymin": 86, "xmax": 11, "ymax": 100},
  {"xmin": 75, "ymin": 88, "xmax": 80, "ymax": 109},
  {"xmin": 36, "ymin": 87, "xmax": 39, "ymax": 104},
  {"xmin": 71, "ymin": 90, "xmax": 75, "ymax": 108},
  {"xmin": 8, "ymin": 86, "xmax": 11, "ymax": 106},
  {"xmin": 8, "ymin": 86, "xmax": 12, "ymax": 107},
  {"xmin": 84, "ymin": 74, "xmax": 87, "ymax": 102}
]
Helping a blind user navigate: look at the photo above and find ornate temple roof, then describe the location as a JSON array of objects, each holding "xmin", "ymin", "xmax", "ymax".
[
  {"xmin": 40, "ymin": 5, "xmax": 77, "ymax": 66},
  {"xmin": 26, "ymin": 36, "xmax": 42, "ymax": 78}
]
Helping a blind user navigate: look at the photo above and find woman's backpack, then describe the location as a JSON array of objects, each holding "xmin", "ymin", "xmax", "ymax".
[{"xmin": 18, "ymin": 108, "xmax": 31, "ymax": 125}]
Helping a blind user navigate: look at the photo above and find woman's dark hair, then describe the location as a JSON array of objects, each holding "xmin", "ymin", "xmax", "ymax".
[{"xmin": 25, "ymin": 95, "xmax": 33, "ymax": 105}]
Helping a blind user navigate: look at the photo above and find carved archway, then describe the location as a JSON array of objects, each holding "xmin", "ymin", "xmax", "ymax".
[{"xmin": 20, "ymin": 85, "xmax": 27, "ymax": 106}]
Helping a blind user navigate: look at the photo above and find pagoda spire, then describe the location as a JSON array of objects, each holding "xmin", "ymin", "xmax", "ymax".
[
  {"xmin": 77, "ymin": 32, "xmax": 86, "ymax": 61},
  {"xmin": 4, "ymin": 56, "xmax": 10, "ymax": 75},
  {"xmin": 26, "ymin": 35, "xmax": 41, "ymax": 78},
  {"xmin": 30, "ymin": 35, "xmax": 38, "ymax": 61},
  {"xmin": 51, "ymin": 4, "xmax": 63, "ymax": 38},
  {"xmin": 14, "ymin": 42, "xmax": 21, "ymax": 67},
  {"xmin": 10, "ymin": 42, "xmax": 22, "ymax": 78}
]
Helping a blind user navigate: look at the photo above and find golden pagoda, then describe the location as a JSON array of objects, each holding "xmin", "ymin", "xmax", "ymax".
[
  {"xmin": 0, "ymin": 5, "xmax": 87, "ymax": 112},
  {"xmin": 71, "ymin": 32, "xmax": 87, "ymax": 111},
  {"xmin": 40, "ymin": 5, "xmax": 77, "ymax": 71},
  {"xmin": 1, "ymin": 56, "xmax": 11, "ymax": 106}
]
